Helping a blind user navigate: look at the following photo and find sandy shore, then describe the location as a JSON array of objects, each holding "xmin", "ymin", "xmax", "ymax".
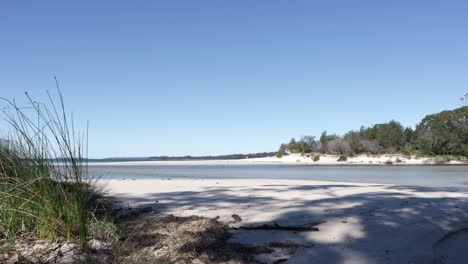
[
  {"xmin": 90, "ymin": 154, "xmax": 466, "ymax": 166},
  {"xmin": 104, "ymin": 178, "xmax": 468, "ymax": 264}
]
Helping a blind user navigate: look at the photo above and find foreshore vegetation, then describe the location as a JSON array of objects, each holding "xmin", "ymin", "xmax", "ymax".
[
  {"xmin": 0, "ymin": 88, "xmax": 111, "ymax": 253},
  {"xmin": 278, "ymin": 106, "xmax": 468, "ymax": 159}
]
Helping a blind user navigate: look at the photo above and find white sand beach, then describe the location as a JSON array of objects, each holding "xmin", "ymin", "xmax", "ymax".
[
  {"xmin": 104, "ymin": 178, "xmax": 468, "ymax": 264},
  {"xmin": 90, "ymin": 154, "xmax": 466, "ymax": 166}
]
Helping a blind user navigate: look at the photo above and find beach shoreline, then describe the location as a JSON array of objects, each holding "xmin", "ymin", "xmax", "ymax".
[{"xmin": 89, "ymin": 153, "xmax": 467, "ymax": 166}]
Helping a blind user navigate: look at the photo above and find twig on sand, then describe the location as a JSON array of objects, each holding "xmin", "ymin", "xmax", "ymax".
[{"xmin": 235, "ymin": 221, "xmax": 325, "ymax": 232}]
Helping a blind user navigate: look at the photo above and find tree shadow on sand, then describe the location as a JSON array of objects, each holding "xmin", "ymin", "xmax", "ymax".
[{"xmin": 111, "ymin": 183, "xmax": 468, "ymax": 264}]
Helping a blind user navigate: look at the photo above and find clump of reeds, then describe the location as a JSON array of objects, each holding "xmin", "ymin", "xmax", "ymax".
[{"xmin": 0, "ymin": 81, "xmax": 107, "ymax": 251}]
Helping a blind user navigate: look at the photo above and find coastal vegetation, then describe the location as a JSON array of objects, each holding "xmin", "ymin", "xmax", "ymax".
[
  {"xmin": 278, "ymin": 106, "xmax": 468, "ymax": 158},
  {"xmin": 313, "ymin": 154, "xmax": 320, "ymax": 162},
  {"xmin": 0, "ymin": 89, "xmax": 112, "ymax": 257},
  {"xmin": 1, "ymin": 89, "xmax": 265, "ymax": 263}
]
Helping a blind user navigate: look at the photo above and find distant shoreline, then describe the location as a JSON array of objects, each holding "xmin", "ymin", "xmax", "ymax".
[
  {"xmin": 87, "ymin": 154, "xmax": 467, "ymax": 166},
  {"xmin": 86, "ymin": 152, "xmax": 276, "ymax": 163}
]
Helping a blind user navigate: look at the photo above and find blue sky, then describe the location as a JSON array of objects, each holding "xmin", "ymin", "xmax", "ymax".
[{"xmin": 1, "ymin": 1, "xmax": 468, "ymax": 158}]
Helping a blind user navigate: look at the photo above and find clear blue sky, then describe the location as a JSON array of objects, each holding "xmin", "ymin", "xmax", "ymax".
[{"xmin": 1, "ymin": 1, "xmax": 468, "ymax": 158}]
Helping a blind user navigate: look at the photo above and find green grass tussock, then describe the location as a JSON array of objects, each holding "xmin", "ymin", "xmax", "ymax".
[
  {"xmin": 0, "ymin": 85, "xmax": 109, "ymax": 251},
  {"xmin": 337, "ymin": 155, "xmax": 348, "ymax": 162},
  {"xmin": 313, "ymin": 154, "xmax": 320, "ymax": 162}
]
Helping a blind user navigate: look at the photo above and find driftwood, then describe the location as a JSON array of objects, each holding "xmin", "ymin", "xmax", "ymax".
[
  {"xmin": 236, "ymin": 221, "xmax": 325, "ymax": 232},
  {"xmin": 231, "ymin": 214, "xmax": 243, "ymax": 223}
]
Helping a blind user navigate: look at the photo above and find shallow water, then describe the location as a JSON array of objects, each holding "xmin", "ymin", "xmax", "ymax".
[{"xmin": 88, "ymin": 164, "xmax": 468, "ymax": 188}]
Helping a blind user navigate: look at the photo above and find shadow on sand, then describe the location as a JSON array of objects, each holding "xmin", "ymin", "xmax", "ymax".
[{"xmin": 112, "ymin": 183, "xmax": 468, "ymax": 264}]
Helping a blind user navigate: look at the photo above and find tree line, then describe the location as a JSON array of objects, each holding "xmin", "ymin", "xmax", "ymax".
[
  {"xmin": 148, "ymin": 152, "xmax": 276, "ymax": 161},
  {"xmin": 278, "ymin": 106, "xmax": 468, "ymax": 157}
]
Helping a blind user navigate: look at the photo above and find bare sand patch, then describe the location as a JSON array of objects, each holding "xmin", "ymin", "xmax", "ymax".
[{"xmin": 105, "ymin": 179, "xmax": 468, "ymax": 264}]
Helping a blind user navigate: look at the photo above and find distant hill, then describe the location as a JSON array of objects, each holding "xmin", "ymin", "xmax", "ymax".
[
  {"xmin": 148, "ymin": 152, "xmax": 276, "ymax": 161},
  {"xmin": 86, "ymin": 152, "xmax": 276, "ymax": 162},
  {"xmin": 86, "ymin": 157, "xmax": 150, "ymax": 162}
]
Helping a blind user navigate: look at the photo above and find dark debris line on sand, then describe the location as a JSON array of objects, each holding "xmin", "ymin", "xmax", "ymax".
[{"xmin": 235, "ymin": 221, "xmax": 325, "ymax": 232}]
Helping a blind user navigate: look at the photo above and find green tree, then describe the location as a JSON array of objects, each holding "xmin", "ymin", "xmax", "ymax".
[{"xmin": 414, "ymin": 107, "xmax": 468, "ymax": 155}]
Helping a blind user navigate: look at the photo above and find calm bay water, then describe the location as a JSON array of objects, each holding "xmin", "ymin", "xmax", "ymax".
[{"xmin": 88, "ymin": 164, "xmax": 468, "ymax": 188}]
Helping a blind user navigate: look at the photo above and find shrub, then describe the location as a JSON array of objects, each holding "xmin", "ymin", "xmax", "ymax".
[
  {"xmin": 442, "ymin": 155, "xmax": 452, "ymax": 162},
  {"xmin": 328, "ymin": 139, "xmax": 352, "ymax": 155},
  {"xmin": 400, "ymin": 147, "xmax": 413, "ymax": 157},
  {"xmin": 276, "ymin": 151, "xmax": 284, "ymax": 158},
  {"xmin": 413, "ymin": 149, "xmax": 427, "ymax": 159},
  {"xmin": 313, "ymin": 155, "xmax": 320, "ymax": 162},
  {"xmin": 385, "ymin": 160, "xmax": 394, "ymax": 165},
  {"xmin": 395, "ymin": 157, "xmax": 403, "ymax": 163},
  {"xmin": 337, "ymin": 155, "xmax": 348, "ymax": 162},
  {"xmin": 433, "ymin": 156, "xmax": 447, "ymax": 165},
  {"xmin": 359, "ymin": 139, "xmax": 382, "ymax": 155}
]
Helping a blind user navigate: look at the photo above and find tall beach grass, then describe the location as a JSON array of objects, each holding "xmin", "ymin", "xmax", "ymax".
[{"xmin": 0, "ymin": 83, "xmax": 108, "ymax": 251}]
